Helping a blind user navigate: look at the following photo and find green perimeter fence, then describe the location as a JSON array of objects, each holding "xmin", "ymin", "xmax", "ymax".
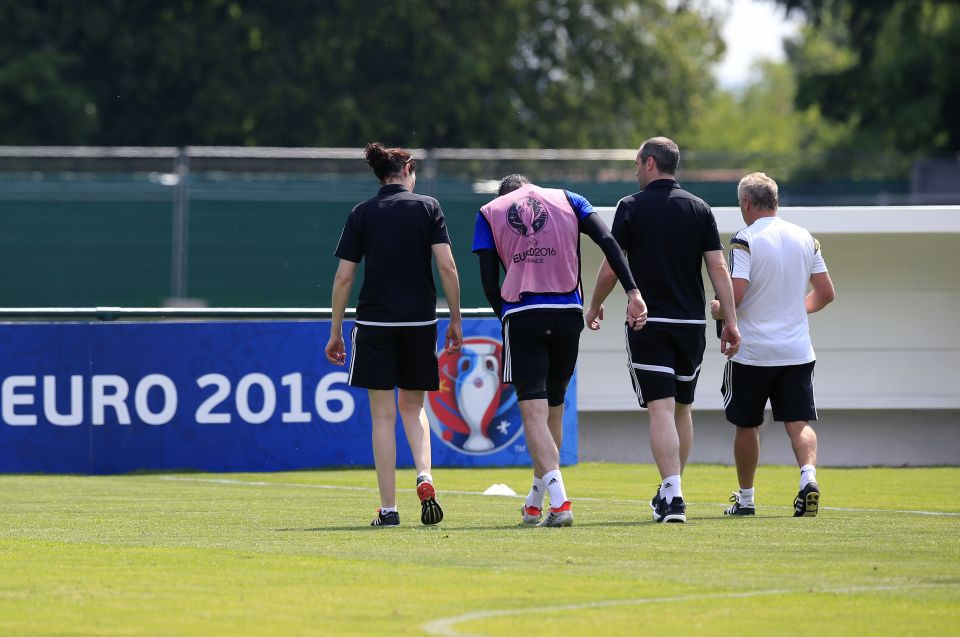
[{"xmin": 0, "ymin": 147, "xmax": 908, "ymax": 308}]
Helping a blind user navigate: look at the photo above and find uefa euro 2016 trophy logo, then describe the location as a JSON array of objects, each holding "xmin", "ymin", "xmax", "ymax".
[
  {"xmin": 507, "ymin": 196, "xmax": 549, "ymax": 237},
  {"xmin": 425, "ymin": 336, "xmax": 521, "ymax": 455}
]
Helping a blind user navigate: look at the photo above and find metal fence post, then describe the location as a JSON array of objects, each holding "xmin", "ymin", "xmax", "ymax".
[
  {"xmin": 422, "ymin": 148, "xmax": 438, "ymax": 200},
  {"xmin": 170, "ymin": 149, "xmax": 190, "ymax": 301}
]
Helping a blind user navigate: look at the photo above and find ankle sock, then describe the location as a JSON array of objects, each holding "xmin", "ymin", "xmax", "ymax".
[
  {"xmin": 660, "ymin": 475, "xmax": 682, "ymax": 502},
  {"xmin": 800, "ymin": 465, "xmax": 817, "ymax": 489},
  {"xmin": 542, "ymin": 470, "xmax": 568, "ymax": 510},
  {"xmin": 525, "ymin": 477, "xmax": 546, "ymax": 510}
]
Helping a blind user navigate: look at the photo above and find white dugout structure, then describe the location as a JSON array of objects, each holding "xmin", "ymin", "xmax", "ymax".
[{"xmin": 577, "ymin": 205, "xmax": 960, "ymax": 467}]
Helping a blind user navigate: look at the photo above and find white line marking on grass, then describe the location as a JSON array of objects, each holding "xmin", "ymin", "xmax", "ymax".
[
  {"xmin": 820, "ymin": 506, "xmax": 960, "ymax": 517},
  {"xmin": 421, "ymin": 583, "xmax": 958, "ymax": 637},
  {"xmin": 158, "ymin": 476, "xmax": 498, "ymax": 497},
  {"xmin": 160, "ymin": 476, "xmax": 375, "ymax": 492},
  {"xmin": 702, "ymin": 501, "xmax": 960, "ymax": 517},
  {"xmin": 157, "ymin": 477, "xmax": 960, "ymax": 516}
]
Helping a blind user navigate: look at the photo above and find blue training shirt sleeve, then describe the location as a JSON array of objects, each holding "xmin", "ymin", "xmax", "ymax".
[
  {"xmin": 565, "ymin": 190, "xmax": 594, "ymax": 221},
  {"xmin": 472, "ymin": 211, "xmax": 495, "ymax": 252}
]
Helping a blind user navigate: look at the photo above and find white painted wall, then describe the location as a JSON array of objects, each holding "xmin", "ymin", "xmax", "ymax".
[{"xmin": 576, "ymin": 206, "xmax": 960, "ymax": 465}]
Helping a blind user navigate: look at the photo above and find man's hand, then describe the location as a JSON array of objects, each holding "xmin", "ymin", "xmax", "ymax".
[
  {"xmin": 626, "ymin": 291, "xmax": 647, "ymax": 331},
  {"xmin": 720, "ymin": 322, "xmax": 741, "ymax": 359},
  {"xmin": 325, "ymin": 334, "xmax": 346, "ymax": 366},
  {"xmin": 585, "ymin": 304, "xmax": 604, "ymax": 331},
  {"xmin": 445, "ymin": 319, "xmax": 463, "ymax": 353},
  {"xmin": 710, "ymin": 299, "xmax": 723, "ymax": 320}
]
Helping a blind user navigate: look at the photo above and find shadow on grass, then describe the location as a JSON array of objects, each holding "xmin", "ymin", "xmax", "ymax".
[{"xmin": 274, "ymin": 514, "xmax": 829, "ymax": 533}]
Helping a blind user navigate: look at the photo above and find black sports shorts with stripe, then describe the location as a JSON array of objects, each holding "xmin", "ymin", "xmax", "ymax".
[
  {"xmin": 721, "ymin": 360, "xmax": 817, "ymax": 427},
  {"xmin": 348, "ymin": 323, "xmax": 440, "ymax": 391},
  {"xmin": 502, "ymin": 311, "xmax": 584, "ymax": 404},
  {"xmin": 625, "ymin": 321, "xmax": 706, "ymax": 408}
]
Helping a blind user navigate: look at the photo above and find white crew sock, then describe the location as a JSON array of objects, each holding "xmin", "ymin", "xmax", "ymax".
[
  {"xmin": 380, "ymin": 506, "xmax": 397, "ymax": 514},
  {"xmin": 417, "ymin": 471, "xmax": 433, "ymax": 484},
  {"xmin": 800, "ymin": 465, "xmax": 817, "ymax": 489},
  {"xmin": 660, "ymin": 475, "xmax": 682, "ymax": 502},
  {"xmin": 738, "ymin": 487, "xmax": 755, "ymax": 507},
  {"xmin": 525, "ymin": 477, "xmax": 546, "ymax": 510},
  {"xmin": 542, "ymin": 470, "xmax": 568, "ymax": 510}
]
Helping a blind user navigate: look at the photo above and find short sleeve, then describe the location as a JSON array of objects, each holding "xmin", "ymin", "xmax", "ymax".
[
  {"xmin": 811, "ymin": 237, "xmax": 828, "ymax": 274},
  {"xmin": 701, "ymin": 207, "xmax": 723, "ymax": 252},
  {"xmin": 334, "ymin": 209, "xmax": 364, "ymax": 263},
  {"xmin": 610, "ymin": 199, "xmax": 630, "ymax": 250},
  {"xmin": 729, "ymin": 232, "xmax": 751, "ymax": 281},
  {"xmin": 472, "ymin": 212, "xmax": 495, "ymax": 253},
  {"xmin": 430, "ymin": 201, "xmax": 451, "ymax": 245},
  {"xmin": 564, "ymin": 190, "xmax": 594, "ymax": 221}
]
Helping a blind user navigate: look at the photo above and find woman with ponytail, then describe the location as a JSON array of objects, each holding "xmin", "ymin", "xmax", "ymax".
[{"xmin": 326, "ymin": 142, "xmax": 463, "ymax": 527}]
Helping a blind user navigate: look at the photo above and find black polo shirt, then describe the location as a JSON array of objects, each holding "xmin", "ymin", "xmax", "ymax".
[
  {"xmin": 334, "ymin": 184, "xmax": 450, "ymax": 325},
  {"xmin": 611, "ymin": 179, "xmax": 722, "ymax": 321}
]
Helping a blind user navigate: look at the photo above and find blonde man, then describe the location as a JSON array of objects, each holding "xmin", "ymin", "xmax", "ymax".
[{"xmin": 711, "ymin": 172, "xmax": 836, "ymax": 517}]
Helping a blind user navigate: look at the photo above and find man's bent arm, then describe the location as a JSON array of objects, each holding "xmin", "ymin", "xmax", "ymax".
[
  {"xmin": 704, "ymin": 249, "xmax": 740, "ymax": 355},
  {"xmin": 476, "ymin": 249, "xmax": 503, "ymax": 317},
  {"xmin": 705, "ymin": 250, "xmax": 737, "ymax": 325},
  {"xmin": 806, "ymin": 271, "xmax": 836, "ymax": 313},
  {"xmin": 580, "ymin": 213, "xmax": 637, "ymax": 293},
  {"xmin": 588, "ymin": 258, "xmax": 618, "ymax": 314}
]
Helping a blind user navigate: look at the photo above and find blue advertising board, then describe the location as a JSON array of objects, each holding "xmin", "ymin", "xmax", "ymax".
[{"xmin": 0, "ymin": 319, "xmax": 577, "ymax": 474}]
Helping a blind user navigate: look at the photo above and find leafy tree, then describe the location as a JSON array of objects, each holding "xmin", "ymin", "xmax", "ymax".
[
  {"xmin": 775, "ymin": 0, "xmax": 960, "ymax": 155},
  {"xmin": 680, "ymin": 58, "xmax": 857, "ymax": 179},
  {"xmin": 0, "ymin": 0, "xmax": 724, "ymax": 148}
]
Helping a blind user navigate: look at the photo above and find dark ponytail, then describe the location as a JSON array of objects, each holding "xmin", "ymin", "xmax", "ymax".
[{"xmin": 364, "ymin": 142, "xmax": 415, "ymax": 183}]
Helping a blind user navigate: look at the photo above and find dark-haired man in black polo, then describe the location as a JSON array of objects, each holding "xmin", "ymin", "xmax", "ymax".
[{"xmin": 586, "ymin": 136, "xmax": 741, "ymax": 524}]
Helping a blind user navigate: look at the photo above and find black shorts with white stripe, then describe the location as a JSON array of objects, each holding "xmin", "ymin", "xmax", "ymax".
[
  {"xmin": 501, "ymin": 310, "xmax": 583, "ymax": 402},
  {"xmin": 348, "ymin": 322, "xmax": 440, "ymax": 391},
  {"xmin": 721, "ymin": 360, "xmax": 817, "ymax": 427},
  {"xmin": 624, "ymin": 321, "xmax": 706, "ymax": 408}
]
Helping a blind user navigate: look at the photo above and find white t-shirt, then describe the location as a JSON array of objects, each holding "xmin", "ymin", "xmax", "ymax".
[{"xmin": 729, "ymin": 216, "xmax": 828, "ymax": 366}]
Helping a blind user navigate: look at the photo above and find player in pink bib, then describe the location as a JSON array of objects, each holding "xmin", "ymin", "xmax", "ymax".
[{"xmin": 474, "ymin": 174, "xmax": 646, "ymax": 527}]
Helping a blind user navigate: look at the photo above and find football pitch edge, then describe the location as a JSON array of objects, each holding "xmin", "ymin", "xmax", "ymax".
[
  {"xmin": 1, "ymin": 463, "xmax": 958, "ymax": 637},
  {"xmin": 422, "ymin": 583, "xmax": 960, "ymax": 637},
  {"xmin": 161, "ymin": 475, "xmax": 960, "ymax": 517},
  {"xmin": 164, "ymin": 467, "xmax": 960, "ymax": 636}
]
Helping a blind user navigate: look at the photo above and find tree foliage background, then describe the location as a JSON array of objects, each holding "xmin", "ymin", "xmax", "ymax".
[
  {"xmin": 775, "ymin": 0, "xmax": 960, "ymax": 156},
  {"xmin": 0, "ymin": 0, "xmax": 724, "ymax": 148},
  {"xmin": 0, "ymin": 0, "xmax": 956, "ymax": 180}
]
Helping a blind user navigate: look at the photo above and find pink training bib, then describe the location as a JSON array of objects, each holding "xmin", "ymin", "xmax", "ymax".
[{"xmin": 480, "ymin": 184, "xmax": 580, "ymax": 303}]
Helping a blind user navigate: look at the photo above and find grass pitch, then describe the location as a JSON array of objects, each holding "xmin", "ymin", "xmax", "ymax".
[{"xmin": 1, "ymin": 463, "xmax": 958, "ymax": 636}]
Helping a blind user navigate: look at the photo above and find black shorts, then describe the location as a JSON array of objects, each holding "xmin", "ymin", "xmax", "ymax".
[
  {"xmin": 502, "ymin": 311, "xmax": 583, "ymax": 401},
  {"xmin": 625, "ymin": 321, "xmax": 706, "ymax": 408},
  {"xmin": 721, "ymin": 360, "xmax": 817, "ymax": 427},
  {"xmin": 348, "ymin": 323, "xmax": 439, "ymax": 391}
]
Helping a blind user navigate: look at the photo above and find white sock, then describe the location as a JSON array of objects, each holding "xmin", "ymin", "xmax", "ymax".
[
  {"xmin": 542, "ymin": 470, "xmax": 568, "ymax": 510},
  {"xmin": 525, "ymin": 477, "xmax": 546, "ymax": 510},
  {"xmin": 800, "ymin": 465, "xmax": 817, "ymax": 489},
  {"xmin": 738, "ymin": 487, "xmax": 755, "ymax": 506},
  {"xmin": 417, "ymin": 471, "xmax": 433, "ymax": 484},
  {"xmin": 660, "ymin": 475, "xmax": 682, "ymax": 502},
  {"xmin": 380, "ymin": 506, "xmax": 397, "ymax": 514}
]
